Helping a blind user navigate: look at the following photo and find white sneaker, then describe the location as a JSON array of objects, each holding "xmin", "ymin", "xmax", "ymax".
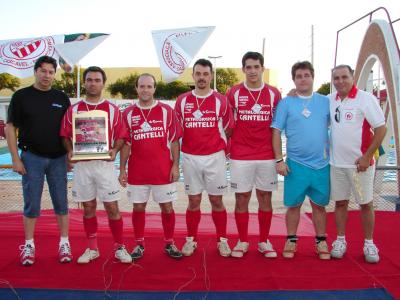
[
  {"xmin": 77, "ymin": 248, "xmax": 100, "ymax": 264},
  {"xmin": 331, "ymin": 239, "xmax": 347, "ymax": 259},
  {"xmin": 258, "ymin": 240, "xmax": 277, "ymax": 258},
  {"xmin": 217, "ymin": 237, "xmax": 231, "ymax": 257},
  {"xmin": 59, "ymin": 242, "xmax": 73, "ymax": 263},
  {"xmin": 182, "ymin": 237, "xmax": 197, "ymax": 256},
  {"xmin": 115, "ymin": 245, "xmax": 132, "ymax": 263},
  {"xmin": 364, "ymin": 243, "xmax": 380, "ymax": 263},
  {"xmin": 19, "ymin": 244, "xmax": 35, "ymax": 266},
  {"xmin": 231, "ymin": 240, "xmax": 249, "ymax": 258}
]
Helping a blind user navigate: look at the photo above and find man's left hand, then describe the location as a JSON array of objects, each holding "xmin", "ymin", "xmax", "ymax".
[
  {"xmin": 355, "ymin": 155, "xmax": 370, "ymax": 172},
  {"xmin": 170, "ymin": 164, "xmax": 179, "ymax": 182}
]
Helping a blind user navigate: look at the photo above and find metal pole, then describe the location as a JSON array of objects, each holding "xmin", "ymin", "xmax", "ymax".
[
  {"xmin": 208, "ymin": 56, "xmax": 222, "ymax": 91},
  {"xmin": 77, "ymin": 64, "xmax": 80, "ymax": 99}
]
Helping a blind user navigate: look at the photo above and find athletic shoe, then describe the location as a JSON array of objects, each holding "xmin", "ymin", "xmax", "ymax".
[
  {"xmin": 20, "ymin": 244, "xmax": 35, "ymax": 266},
  {"xmin": 165, "ymin": 244, "xmax": 183, "ymax": 259},
  {"xmin": 364, "ymin": 243, "xmax": 380, "ymax": 263},
  {"xmin": 258, "ymin": 240, "xmax": 277, "ymax": 258},
  {"xmin": 131, "ymin": 245, "xmax": 145, "ymax": 260},
  {"xmin": 182, "ymin": 237, "xmax": 197, "ymax": 256},
  {"xmin": 282, "ymin": 240, "xmax": 297, "ymax": 258},
  {"xmin": 115, "ymin": 245, "xmax": 132, "ymax": 263},
  {"xmin": 217, "ymin": 237, "xmax": 231, "ymax": 257},
  {"xmin": 59, "ymin": 242, "xmax": 73, "ymax": 263},
  {"xmin": 231, "ymin": 240, "xmax": 249, "ymax": 258},
  {"xmin": 316, "ymin": 241, "xmax": 331, "ymax": 260},
  {"xmin": 77, "ymin": 248, "xmax": 100, "ymax": 264},
  {"xmin": 331, "ymin": 239, "xmax": 347, "ymax": 259}
]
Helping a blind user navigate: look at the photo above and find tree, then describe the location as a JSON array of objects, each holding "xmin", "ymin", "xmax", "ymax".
[
  {"xmin": 53, "ymin": 67, "xmax": 85, "ymax": 98},
  {"xmin": 216, "ymin": 68, "xmax": 239, "ymax": 94},
  {"xmin": 0, "ymin": 73, "xmax": 20, "ymax": 92},
  {"xmin": 317, "ymin": 82, "xmax": 330, "ymax": 95},
  {"xmin": 156, "ymin": 81, "xmax": 190, "ymax": 99},
  {"xmin": 107, "ymin": 73, "xmax": 139, "ymax": 99},
  {"xmin": 107, "ymin": 73, "xmax": 190, "ymax": 100}
]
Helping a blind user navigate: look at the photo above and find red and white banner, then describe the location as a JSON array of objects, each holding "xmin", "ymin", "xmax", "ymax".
[
  {"xmin": 152, "ymin": 26, "xmax": 215, "ymax": 83},
  {"xmin": 0, "ymin": 35, "xmax": 64, "ymax": 78},
  {"xmin": 0, "ymin": 33, "xmax": 109, "ymax": 78}
]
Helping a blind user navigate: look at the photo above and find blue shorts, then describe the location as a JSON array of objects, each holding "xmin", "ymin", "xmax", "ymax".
[
  {"xmin": 283, "ymin": 158, "xmax": 330, "ymax": 207},
  {"xmin": 21, "ymin": 151, "xmax": 68, "ymax": 218}
]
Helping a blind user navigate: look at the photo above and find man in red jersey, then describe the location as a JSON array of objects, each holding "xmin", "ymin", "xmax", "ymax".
[
  {"xmin": 60, "ymin": 66, "xmax": 132, "ymax": 264},
  {"xmin": 226, "ymin": 52, "xmax": 281, "ymax": 258},
  {"xmin": 119, "ymin": 73, "xmax": 183, "ymax": 260},
  {"xmin": 175, "ymin": 59, "xmax": 233, "ymax": 257}
]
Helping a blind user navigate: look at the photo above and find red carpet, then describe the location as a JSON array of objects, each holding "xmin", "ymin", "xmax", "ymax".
[{"xmin": 0, "ymin": 210, "xmax": 399, "ymax": 299}]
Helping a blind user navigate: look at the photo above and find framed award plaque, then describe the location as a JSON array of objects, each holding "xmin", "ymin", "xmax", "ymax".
[{"xmin": 71, "ymin": 110, "xmax": 111, "ymax": 161}]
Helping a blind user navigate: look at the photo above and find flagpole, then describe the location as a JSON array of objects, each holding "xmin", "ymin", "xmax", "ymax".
[{"xmin": 77, "ymin": 64, "xmax": 80, "ymax": 99}]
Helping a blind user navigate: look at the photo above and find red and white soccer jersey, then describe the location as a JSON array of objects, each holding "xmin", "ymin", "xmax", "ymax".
[
  {"xmin": 175, "ymin": 90, "xmax": 233, "ymax": 155},
  {"xmin": 329, "ymin": 86, "xmax": 385, "ymax": 168},
  {"xmin": 227, "ymin": 82, "xmax": 281, "ymax": 160},
  {"xmin": 60, "ymin": 99, "xmax": 127, "ymax": 147},
  {"xmin": 123, "ymin": 101, "xmax": 181, "ymax": 185}
]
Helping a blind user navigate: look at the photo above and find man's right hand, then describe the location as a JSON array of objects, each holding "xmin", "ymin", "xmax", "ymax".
[
  {"xmin": 118, "ymin": 169, "xmax": 127, "ymax": 187},
  {"xmin": 287, "ymin": 89, "xmax": 298, "ymax": 97},
  {"xmin": 12, "ymin": 158, "xmax": 26, "ymax": 175},
  {"xmin": 276, "ymin": 161, "xmax": 289, "ymax": 176}
]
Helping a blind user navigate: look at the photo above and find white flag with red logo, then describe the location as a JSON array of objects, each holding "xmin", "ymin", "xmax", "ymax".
[
  {"xmin": 0, "ymin": 35, "xmax": 64, "ymax": 78},
  {"xmin": 152, "ymin": 26, "xmax": 215, "ymax": 82}
]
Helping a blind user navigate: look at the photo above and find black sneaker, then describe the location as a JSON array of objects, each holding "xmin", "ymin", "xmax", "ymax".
[
  {"xmin": 165, "ymin": 244, "xmax": 183, "ymax": 259},
  {"xmin": 131, "ymin": 245, "xmax": 145, "ymax": 260}
]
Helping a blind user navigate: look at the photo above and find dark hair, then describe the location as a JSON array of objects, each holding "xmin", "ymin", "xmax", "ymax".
[
  {"xmin": 83, "ymin": 66, "xmax": 107, "ymax": 83},
  {"xmin": 34, "ymin": 56, "xmax": 57, "ymax": 72},
  {"xmin": 136, "ymin": 73, "xmax": 157, "ymax": 88},
  {"xmin": 291, "ymin": 61, "xmax": 314, "ymax": 80},
  {"xmin": 242, "ymin": 51, "xmax": 264, "ymax": 68},
  {"xmin": 332, "ymin": 64, "xmax": 354, "ymax": 76},
  {"xmin": 193, "ymin": 58, "xmax": 213, "ymax": 73}
]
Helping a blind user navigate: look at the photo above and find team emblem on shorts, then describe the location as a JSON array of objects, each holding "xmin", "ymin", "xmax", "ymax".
[{"xmin": 345, "ymin": 112, "xmax": 353, "ymax": 120}]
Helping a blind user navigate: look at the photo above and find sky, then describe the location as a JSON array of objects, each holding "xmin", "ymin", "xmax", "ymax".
[{"xmin": 1, "ymin": 0, "xmax": 399, "ymax": 93}]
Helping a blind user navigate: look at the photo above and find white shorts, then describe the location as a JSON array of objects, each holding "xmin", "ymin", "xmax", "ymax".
[
  {"xmin": 330, "ymin": 165, "xmax": 375, "ymax": 205},
  {"xmin": 127, "ymin": 183, "xmax": 178, "ymax": 204},
  {"xmin": 182, "ymin": 150, "xmax": 228, "ymax": 195},
  {"xmin": 230, "ymin": 159, "xmax": 278, "ymax": 193},
  {"xmin": 72, "ymin": 160, "xmax": 120, "ymax": 202}
]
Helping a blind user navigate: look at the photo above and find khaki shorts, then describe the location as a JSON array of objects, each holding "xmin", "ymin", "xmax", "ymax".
[
  {"xmin": 330, "ymin": 165, "xmax": 375, "ymax": 205},
  {"xmin": 72, "ymin": 160, "xmax": 121, "ymax": 202},
  {"xmin": 230, "ymin": 159, "xmax": 278, "ymax": 193},
  {"xmin": 127, "ymin": 183, "xmax": 178, "ymax": 203},
  {"xmin": 182, "ymin": 150, "xmax": 228, "ymax": 195}
]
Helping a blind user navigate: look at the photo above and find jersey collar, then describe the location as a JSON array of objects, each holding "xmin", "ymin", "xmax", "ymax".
[{"xmin": 335, "ymin": 85, "xmax": 358, "ymax": 101}]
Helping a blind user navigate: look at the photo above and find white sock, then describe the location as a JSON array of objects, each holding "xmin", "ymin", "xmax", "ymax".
[
  {"xmin": 60, "ymin": 236, "xmax": 69, "ymax": 247},
  {"xmin": 337, "ymin": 235, "xmax": 346, "ymax": 241},
  {"xmin": 25, "ymin": 239, "xmax": 35, "ymax": 248},
  {"xmin": 364, "ymin": 239, "xmax": 374, "ymax": 244}
]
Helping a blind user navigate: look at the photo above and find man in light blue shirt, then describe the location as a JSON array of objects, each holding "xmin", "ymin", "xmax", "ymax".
[{"xmin": 271, "ymin": 61, "xmax": 330, "ymax": 260}]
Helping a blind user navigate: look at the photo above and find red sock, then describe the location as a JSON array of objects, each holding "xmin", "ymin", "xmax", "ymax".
[
  {"xmin": 162, "ymin": 210, "xmax": 175, "ymax": 244},
  {"xmin": 83, "ymin": 216, "xmax": 98, "ymax": 250},
  {"xmin": 234, "ymin": 211, "xmax": 249, "ymax": 242},
  {"xmin": 109, "ymin": 217, "xmax": 124, "ymax": 245},
  {"xmin": 132, "ymin": 211, "xmax": 145, "ymax": 244},
  {"xmin": 258, "ymin": 210, "xmax": 272, "ymax": 242},
  {"xmin": 212, "ymin": 210, "xmax": 227, "ymax": 240},
  {"xmin": 186, "ymin": 209, "xmax": 201, "ymax": 240}
]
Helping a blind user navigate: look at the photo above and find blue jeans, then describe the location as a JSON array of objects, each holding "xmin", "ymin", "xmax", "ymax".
[{"xmin": 21, "ymin": 151, "xmax": 68, "ymax": 217}]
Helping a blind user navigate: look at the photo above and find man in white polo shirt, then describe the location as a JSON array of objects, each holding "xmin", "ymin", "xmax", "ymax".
[
  {"xmin": 329, "ymin": 65, "xmax": 386, "ymax": 263},
  {"xmin": 227, "ymin": 52, "xmax": 281, "ymax": 258},
  {"xmin": 175, "ymin": 58, "xmax": 233, "ymax": 257}
]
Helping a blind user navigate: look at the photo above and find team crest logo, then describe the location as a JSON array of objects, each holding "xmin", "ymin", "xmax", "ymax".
[
  {"xmin": 162, "ymin": 32, "xmax": 194, "ymax": 75},
  {"xmin": 0, "ymin": 37, "xmax": 56, "ymax": 70},
  {"xmin": 345, "ymin": 112, "xmax": 353, "ymax": 120}
]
